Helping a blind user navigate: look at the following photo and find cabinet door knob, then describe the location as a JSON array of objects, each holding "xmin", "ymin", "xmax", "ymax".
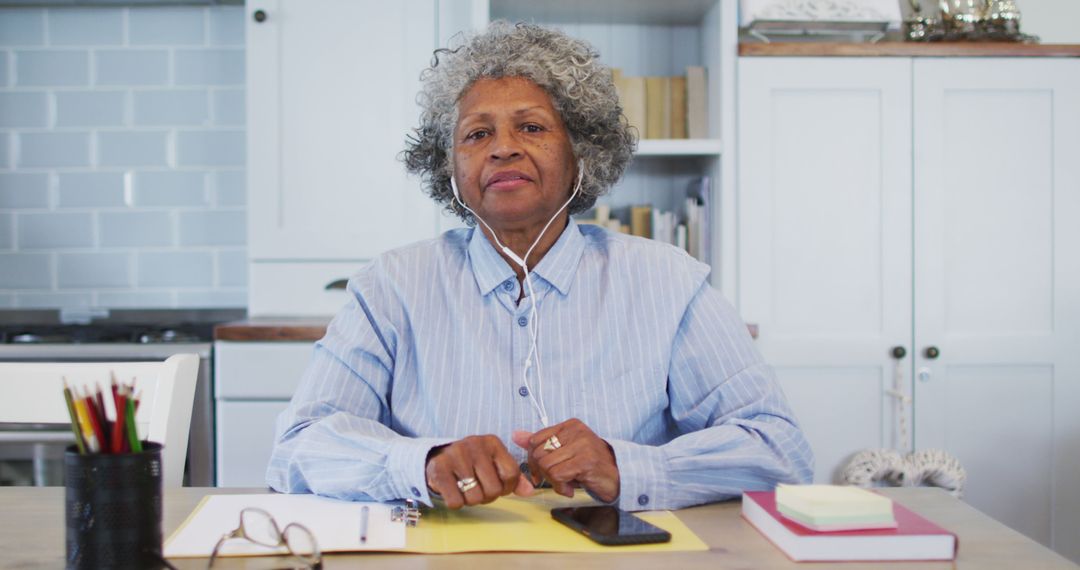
[
  {"xmin": 253, "ymin": 9, "xmax": 268, "ymax": 23},
  {"xmin": 891, "ymin": 346, "xmax": 907, "ymax": 359},
  {"xmin": 925, "ymin": 346, "xmax": 941, "ymax": 359}
]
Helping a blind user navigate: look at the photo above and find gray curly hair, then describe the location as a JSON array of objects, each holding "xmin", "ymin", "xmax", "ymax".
[{"xmin": 401, "ymin": 21, "xmax": 637, "ymax": 224}]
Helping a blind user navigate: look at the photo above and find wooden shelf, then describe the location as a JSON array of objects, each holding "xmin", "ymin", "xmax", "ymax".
[
  {"xmin": 636, "ymin": 138, "xmax": 723, "ymax": 156},
  {"xmin": 739, "ymin": 42, "xmax": 1080, "ymax": 58}
]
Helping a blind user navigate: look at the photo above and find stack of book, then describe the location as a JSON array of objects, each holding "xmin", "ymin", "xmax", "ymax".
[
  {"xmin": 580, "ymin": 178, "xmax": 710, "ymax": 263},
  {"xmin": 742, "ymin": 485, "xmax": 957, "ymax": 562},
  {"xmin": 612, "ymin": 67, "xmax": 708, "ymax": 139}
]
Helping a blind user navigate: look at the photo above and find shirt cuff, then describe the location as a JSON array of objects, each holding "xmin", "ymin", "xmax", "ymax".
[
  {"xmin": 606, "ymin": 438, "xmax": 669, "ymax": 511},
  {"xmin": 385, "ymin": 436, "xmax": 454, "ymax": 507}
]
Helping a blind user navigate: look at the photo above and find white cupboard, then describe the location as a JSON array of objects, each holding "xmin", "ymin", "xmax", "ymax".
[
  {"xmin": 214, "ymin": 341, "xmax": 313, "ymax": 486},
  {"xmin": 245, "ymin": 0, "xmax": 442, "ymax": 315},
  {"xmin": 739, "ymin": 56, "xmax": 1080, "ymax": 558}
]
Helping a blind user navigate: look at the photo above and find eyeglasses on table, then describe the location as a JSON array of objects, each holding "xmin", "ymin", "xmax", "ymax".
[{"xmin": 208, "ymin": 507, "xmax": 322, "ymax": 569}]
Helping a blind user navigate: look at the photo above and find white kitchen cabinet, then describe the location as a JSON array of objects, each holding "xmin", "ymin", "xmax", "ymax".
[
  {"xmin": 245, "ymin": 0, "xmax": 442, "ymax": 315},
  {"xmin": 214, "ymin": 341, "xmax": 313, "ymax": 486},
  {"xmin": 738, "ymin": 56, "xmax": 1080, "ymax": 558},
  {"xmin": 446, "ymin": 0, "xmax": 740, "ymax": 295}
]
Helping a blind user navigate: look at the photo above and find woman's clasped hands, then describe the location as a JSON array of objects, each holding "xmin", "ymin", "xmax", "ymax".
[{"xmin": 423, "ymin": 418, "xmax": 620, "ymax": 509}]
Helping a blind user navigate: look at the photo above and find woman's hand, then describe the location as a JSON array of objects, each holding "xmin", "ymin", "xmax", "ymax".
[
  {"xmin": 425, "ymin": 435, "xmax": 534, "ymax": 509},
  {"xmin": 513, "ymin": 419, "xmax": 620, "ymax": 503}
]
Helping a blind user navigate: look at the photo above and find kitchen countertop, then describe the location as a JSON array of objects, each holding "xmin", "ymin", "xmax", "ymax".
[
  {"xmin": 739, "ymin": 42, "xmax": 1080, "ymax": 57},
  {"xmin": 215, "ymin": 319, "xmax": 760, "ymax": 341},
  {"xmin": 214, "ymin": 318, "xmax": 331, "ymax": 342}
]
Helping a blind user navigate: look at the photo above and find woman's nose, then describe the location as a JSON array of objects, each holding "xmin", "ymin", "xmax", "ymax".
[{"xmin": 489, "ymin": 129, "xmax": 522, "ymax": 161}]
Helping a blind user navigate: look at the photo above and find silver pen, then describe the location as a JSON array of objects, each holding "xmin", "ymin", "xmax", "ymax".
[{"xmin": 360, "ymin": 505, "xmax": 370, "ymax": 544}]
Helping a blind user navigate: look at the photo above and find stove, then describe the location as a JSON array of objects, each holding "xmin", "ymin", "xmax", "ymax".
[{"xmin": 0, "ymin": 308, "xmax": 244, "ymax": 487}]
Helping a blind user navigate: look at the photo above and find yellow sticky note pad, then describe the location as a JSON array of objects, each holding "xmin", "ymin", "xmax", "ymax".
[{"xmin": 402, "ymin": 491, "xmax": 709, "ymax": 554}]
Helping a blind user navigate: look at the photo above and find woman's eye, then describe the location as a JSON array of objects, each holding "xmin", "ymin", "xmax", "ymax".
[
  {"xmin": 523, "ymin": 124, "xmax": 544, "ymax": 133},
  {"xmin": 465, "ymin": 130, "xmax": 488, "ymax": 141}
]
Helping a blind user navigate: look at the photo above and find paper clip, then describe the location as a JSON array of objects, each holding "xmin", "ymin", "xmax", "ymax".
[{"xmin": 391, "ymin": 499, "xmax": 422, "ymax": 527}]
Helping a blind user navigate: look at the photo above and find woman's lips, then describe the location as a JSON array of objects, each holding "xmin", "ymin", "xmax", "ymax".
[{"xmin": 485, "ymin": 171, "xmax": 533, "ymax": 191}]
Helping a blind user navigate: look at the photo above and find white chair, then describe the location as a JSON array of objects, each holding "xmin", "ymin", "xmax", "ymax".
[{"xmin": 0, "ymin": 354, "xmax": 199, "ymax": 487}]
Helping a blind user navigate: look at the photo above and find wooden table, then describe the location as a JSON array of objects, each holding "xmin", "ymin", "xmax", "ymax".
[{"xmin": 2, "ymin": 487, "xmax": 1075, "ymax": 569}]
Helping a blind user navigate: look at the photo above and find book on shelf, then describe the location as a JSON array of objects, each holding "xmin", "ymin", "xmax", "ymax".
[
  {"xmin": 742, "ymin": 491, "xmax": 958, "ymax": 562},
  {"xmin": 612, "ymin": 68, "xmax": 708, "ymax": 141},
  {"xmin": 686, "ymin": 66, "xmax": 708, "ymax": 139}
]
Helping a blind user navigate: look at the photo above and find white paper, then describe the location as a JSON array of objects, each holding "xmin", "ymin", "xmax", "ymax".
[{"xmin": 165, "ymin": 494, "xmax": 406, "ymax": 558}]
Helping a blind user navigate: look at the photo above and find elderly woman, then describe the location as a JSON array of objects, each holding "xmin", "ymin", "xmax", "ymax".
[{"xmin": 267, "ymin": 22, "xmax": 813, "ymax": 511}]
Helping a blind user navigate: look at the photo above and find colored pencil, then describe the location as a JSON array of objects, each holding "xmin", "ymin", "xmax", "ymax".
[
  {"xmin": 125, "ymin": 395, "xmax": 142, "ymax": 453},
  {"xmin": 61, "ymin": 378, "xmax": 87, "ymax": 455}
]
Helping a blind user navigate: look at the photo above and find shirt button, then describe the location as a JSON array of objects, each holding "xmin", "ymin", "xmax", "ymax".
[
  {"xmin": 410, "ymin": 487, "xmax": 421, "ymax": 497},
  {"xmin": 517, "ymin": 316, "xmax": 528, "ymax": 327},
  {"xmin": 503, "ymin": 280, "xmax": 514, "ymax": 291},
  {"xmin": 637, "ymin": 494, "xmax": 650, "ymax": 506},
  {"xmin": 518, "ymin": 386, "xmax": 529, "ymax": 397}
]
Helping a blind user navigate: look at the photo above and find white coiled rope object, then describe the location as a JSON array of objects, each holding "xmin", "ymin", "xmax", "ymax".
[{"xmin": 839, "ymin": 357, "xmax": 967, "ymax": 497}]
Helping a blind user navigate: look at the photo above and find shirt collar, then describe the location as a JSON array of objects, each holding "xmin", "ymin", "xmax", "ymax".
[{"xmin": 467, "ymin": 218, "xmax": 586, "ymax": 297}]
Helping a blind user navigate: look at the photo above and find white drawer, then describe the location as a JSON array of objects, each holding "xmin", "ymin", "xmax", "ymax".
[
  {"xmin": 248, "ymin": 261, "xmax": 367, "ymax": 317},
  {"xmin": 215, "ymin": 341, "xmax": 313, "ymax": 399},
  {"xmin": 216, "ymin": 400, "xmax": 290, "ymax": 487}
]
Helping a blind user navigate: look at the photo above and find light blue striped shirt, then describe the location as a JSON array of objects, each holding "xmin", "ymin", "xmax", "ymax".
[{"xmin": 267, "ymin": 219, "xmax": 813, "ymax": 511}]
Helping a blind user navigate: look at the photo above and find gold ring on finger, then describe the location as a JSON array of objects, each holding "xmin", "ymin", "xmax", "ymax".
[
  {"xmin": 456, "ymin": 477, "xmax": 478, "ymax": 493},
  {"xmin": 542, "ymin": 435, "xmax": 562, "ymax": 452}
]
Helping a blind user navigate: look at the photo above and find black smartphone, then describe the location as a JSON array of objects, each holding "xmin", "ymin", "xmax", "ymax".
[{"xmin": 551, "ymin": 506, "xmax": 672, "ymax": 546}]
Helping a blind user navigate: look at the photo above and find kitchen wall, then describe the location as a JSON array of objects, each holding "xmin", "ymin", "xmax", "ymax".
[{"xmin": 0, "ymin": 5, "xmax": 247, "ymax": 310}]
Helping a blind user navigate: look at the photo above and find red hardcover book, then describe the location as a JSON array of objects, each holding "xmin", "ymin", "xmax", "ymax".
[{"xmin": 742, "ymin": 491, "xmax": 958, "ymax": 562}]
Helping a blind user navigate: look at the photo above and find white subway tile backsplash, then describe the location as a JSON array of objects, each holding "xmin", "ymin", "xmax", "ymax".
[
  {"xmin": 57, "ymin": 172, "xmax": 125, "ymax": 208},
  {"xmin": 0, "ymin": 91, "xmax": 48, "ymax": 127},
  {"xmin": 16, "ymin": 50, "xmax": 88, "ymax": 86},
  {"xmin": 213, "ymin": 169, "xmax": 245, "ymax": 206},
  {"xmin": 176, "ymin": 289, "xmax": 244, "ymax": 308},
  {"xmin": 0, "ymin": 253, "xmax": 51, "ymax": 288},
  {"xmin": 98, "ymin": 131, "xmax": 169, "ymax": 167},
  {"xmin": 137, "ymin": 250, "xmax": 212, "ymax": 287},
  {"xmin": 209, "ymin": 6, "xmax": 245, "ymax": 46},
  {"xmin": 1, "ymin": 5, "xmax": 248, "ymax": 309},
  {"xmin": 210, "ymin": 88, "xmax": 244, "ymax": 125},
  {"xmin": 58, "ymin": 251, "xmax": 131, "ymax": 288},
  {"xmin": 176, "ymin": 130, "xmax": 243, "ymax": 166},
  {"xmin": 99, "ymin": 211, "xmax": 173, "ymax": 247},
  {"xmin": 134, "ymin": 89, "xmax": 209, "ymax": 126},
  {"xmin": 129, "ymin": 7, "xmax": 205, "ymax": 46},
  {"xmin": 48, "ymin": 9, "xmax": 124, "ymax": 46},
  {"xmin": 178, "ymin": 209, "xmax": 244, "ymax": 246},
  {"xmin": 217, "ymin": 248, "xmax": 246, "ymax": 286},
  {"xmin": 95, "ymin": 49, "xmax": 169, "ymax": 86},
  {"xmin": 17, "ymin": 212, "xmax": 94, "ymax": 249},
  {"xmin": 0, "ymin": 132, "xmax": 9, "ymax": 167},
  {"xmin": 17, "ymin": 292, "xmax": 93, "ymax": 308},
  {"xmin": 174, "ymin": 49, "xmax": 244, "ymax": 86},
  {"xmin": 0, "ymin": 10, "xmax": 45, "ymax": 46},
  {"xmin": 133, "ymin": 170, "xmax": 206, "ymax": 206},
  {"xmin": 95, "ymin": 290, "xmax": 174, "ymax": 308},
  {"xmin": 0, "ymin": 52, "xmax": 10, "ymax": 87},
  {"xmin": 19, "ymin": 132, "xmax": 91, "ymax": 168},
  {"xmin": 0, "ymin": 173, "xmax": 49, "ymax": 208},
  {"xmin": 55, "ymin": 90, "xmax": 126, "ymax": 127},
  {"xmin": 0, "ymin": 213, "xmax": 12, "ymax": 249}
]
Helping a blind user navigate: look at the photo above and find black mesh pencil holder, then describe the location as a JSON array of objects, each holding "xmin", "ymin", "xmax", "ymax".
[{"xmin": 65, "ymin": 442, "xmax": 164, "ymax": 570}]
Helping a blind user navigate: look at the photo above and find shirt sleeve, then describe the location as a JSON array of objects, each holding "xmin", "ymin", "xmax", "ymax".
[
  {"xmin": 606, "ymin": 281, "xmax": 815, "ymax": 511},
  {"xmin": 265, "ymin": 269, "xmax": 452, "ymax": 506}
]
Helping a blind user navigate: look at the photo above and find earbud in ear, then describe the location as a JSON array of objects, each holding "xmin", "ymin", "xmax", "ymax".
[{"xmin": 450, "ymin": 177, "xmax": 461, "ymax": 202}]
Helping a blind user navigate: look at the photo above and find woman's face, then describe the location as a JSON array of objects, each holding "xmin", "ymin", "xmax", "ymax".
[{"xmin": 452, "ymin": 76, "xmax": 577, "ymax": 231}]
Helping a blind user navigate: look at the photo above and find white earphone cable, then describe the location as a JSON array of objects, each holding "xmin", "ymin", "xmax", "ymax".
[{"xmin": 450, "ymin": 162, "xmax": 584, "ymax": 427}]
